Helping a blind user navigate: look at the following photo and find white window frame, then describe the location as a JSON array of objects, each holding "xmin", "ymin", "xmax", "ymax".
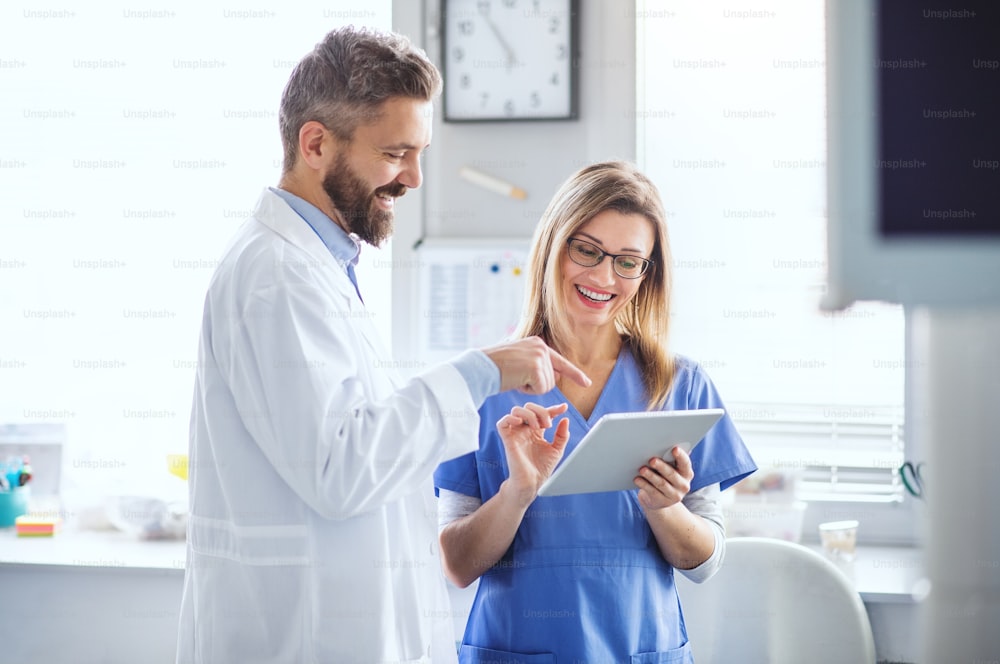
[{"xmin": 0, "ymin": 1, "xmax": 394, "ymax": 512}]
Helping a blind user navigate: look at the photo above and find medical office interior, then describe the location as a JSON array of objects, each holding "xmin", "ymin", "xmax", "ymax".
[{"xmin": 1, "ymin": 0, "xmax": 998, "ymax": 662}]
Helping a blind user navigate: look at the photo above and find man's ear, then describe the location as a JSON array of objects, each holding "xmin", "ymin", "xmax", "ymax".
[{"xmin": 297, "ymin": 121, "xmax": 335, "ymax": 170}]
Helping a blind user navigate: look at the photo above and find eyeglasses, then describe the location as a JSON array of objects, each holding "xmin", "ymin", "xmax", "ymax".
[{"xmin": 565, "ymin": 238, "xmax": 653, "ymax": 279}]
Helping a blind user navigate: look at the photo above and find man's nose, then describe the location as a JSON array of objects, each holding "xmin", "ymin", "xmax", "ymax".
[{"xmin": 397, "ymin": 154, "xmax": 422, "ymax": 189}]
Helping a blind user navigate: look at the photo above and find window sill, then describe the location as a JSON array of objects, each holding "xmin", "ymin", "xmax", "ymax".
[{"xmin": 805, "ymin": 543, "xmax": 924, "ymax": 605}]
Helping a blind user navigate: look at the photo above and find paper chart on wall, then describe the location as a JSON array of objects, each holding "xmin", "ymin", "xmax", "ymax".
[{"xmin": 416, "ymin": 240, "xmax": 530, "ymax": 365}]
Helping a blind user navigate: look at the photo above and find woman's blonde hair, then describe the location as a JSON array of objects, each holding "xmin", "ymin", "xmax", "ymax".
[{"xmin": 513, "ymin": 161, "xmax": 675, "ymax": 410}]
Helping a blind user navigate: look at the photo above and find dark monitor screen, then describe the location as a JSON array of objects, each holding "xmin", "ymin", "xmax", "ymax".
[{"xmin": 878, "ymin": 0, "xmax": 1000, "ymax": 236}]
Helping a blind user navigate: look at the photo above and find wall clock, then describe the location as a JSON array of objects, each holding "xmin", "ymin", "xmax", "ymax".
[{"xmin": 441, "ymin": 0, "xmax": 579, "ymax": 122}]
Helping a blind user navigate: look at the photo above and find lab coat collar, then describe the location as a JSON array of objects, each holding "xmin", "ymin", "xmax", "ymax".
[
  {"xmin": 251, "ymin": 188, "xmax": 342, "ymax": 272},
  {"xmin": 267, "ymin": 186, "xmax": 362, "ymax": 269}
]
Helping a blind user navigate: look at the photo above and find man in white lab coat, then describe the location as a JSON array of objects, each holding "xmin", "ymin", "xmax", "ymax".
[{"xmin": 175, "ymin": 26, "xmax": 589, "ymax": 664}]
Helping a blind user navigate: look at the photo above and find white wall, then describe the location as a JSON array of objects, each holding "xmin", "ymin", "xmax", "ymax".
[{"xmin": 391, "ymin": 0, "xmax": 637, "ymax": 362}]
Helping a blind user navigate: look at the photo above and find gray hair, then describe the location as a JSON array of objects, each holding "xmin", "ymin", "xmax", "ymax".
[{"xmin": 278, "ymin": 26, "xmax": 441, "ymax": 172}]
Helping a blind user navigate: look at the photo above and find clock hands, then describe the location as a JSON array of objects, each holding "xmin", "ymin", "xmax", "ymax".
[{"xmin": 479, "ymin": 7, "xmax": 519, "ymax": 71}]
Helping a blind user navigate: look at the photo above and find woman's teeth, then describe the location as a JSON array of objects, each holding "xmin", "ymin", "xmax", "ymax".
[{"xmin": 577, "ymin": 285, "xmax": 613, "ymax": 302}]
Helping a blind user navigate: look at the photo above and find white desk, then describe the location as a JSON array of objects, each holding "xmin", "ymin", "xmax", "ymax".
[
  {"xmin": 805, "ymin": 543, "xmax": 925, "ymax": 603},
  {"xmin": 0, "ymin": 528, "xmax": 187, "ymax": 570},
  {"xmin": 0, "ymin": 528, "xmax": 186, "ymax": 664}
]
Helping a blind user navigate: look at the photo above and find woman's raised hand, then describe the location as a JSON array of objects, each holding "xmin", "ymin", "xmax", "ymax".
[{"xmin": 496, "ymin": 402, "xmax": 571, "ymax": 500}]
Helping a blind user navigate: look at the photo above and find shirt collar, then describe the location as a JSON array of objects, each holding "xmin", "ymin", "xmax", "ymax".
[{"xmin": 269, "ymin": 186, "xmax": 361, "ymax": 267}]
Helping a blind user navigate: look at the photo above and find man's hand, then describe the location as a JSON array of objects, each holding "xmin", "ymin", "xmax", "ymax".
[{"xmin": 483, "ymin": 336, "xmax": 590, "ymax": 394}]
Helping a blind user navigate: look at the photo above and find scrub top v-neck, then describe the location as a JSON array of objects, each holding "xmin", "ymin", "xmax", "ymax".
[{"xmin": 550, "ymin": 345, "xmax": 630, "ymax": 429}]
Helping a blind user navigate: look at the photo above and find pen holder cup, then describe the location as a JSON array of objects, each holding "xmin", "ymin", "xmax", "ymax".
[{"xmin": 0, "ymin": 486, "xmax": 30, "ymax": 527}]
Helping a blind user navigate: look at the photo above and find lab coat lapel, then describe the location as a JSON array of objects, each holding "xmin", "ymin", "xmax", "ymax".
[{"xmin": 252, "ymin": 188, "xmax": 393, "ymax": 373}]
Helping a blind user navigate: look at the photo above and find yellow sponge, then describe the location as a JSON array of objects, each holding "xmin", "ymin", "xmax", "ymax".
[{"xmin": 15, "ymin": 515, "xmax": 60, "ymax": 537}]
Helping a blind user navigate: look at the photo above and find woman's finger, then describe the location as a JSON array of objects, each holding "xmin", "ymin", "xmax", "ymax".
[
  {"xmin": 634, "ymin": 476, "xmax": 657, "ymax": 495},
  {"xmin": 522, "ymin": 402, "xmax": 555, "ymax": 428},
  {"xmin": 551, "ymin": 418, "xmax": 570, "ymax": 454},
  {"xmin": 646, "ymin": 457, "xmax": 676, "ymax": 480},
  {"xmin": 509, "ymin": 405, "xmax": 542, "ymax": 428},
  {"xmin": 639, "ymin": 465, "xmax": 666, "ymax": 490},
  {"xmin": 546, "ymin": 402, "xmax": 569, "ymax": 417},
  {"xmin": 497, "ymin": 414, "xmax": 525, "ymax": 431},
  {"xmin": 670, "ymin": 446, "xmax": 694, "ymax": 478}
]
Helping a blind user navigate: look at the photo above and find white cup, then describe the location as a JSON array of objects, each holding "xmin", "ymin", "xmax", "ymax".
[{"xmin": 818, "ymin": 519, "xmax": 859, "ymax": 562}]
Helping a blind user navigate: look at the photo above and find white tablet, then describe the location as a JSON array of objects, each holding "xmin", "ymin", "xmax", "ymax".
[{"xmin": 536, "ymin": 408, "xmax": 725, "ymax": 497}]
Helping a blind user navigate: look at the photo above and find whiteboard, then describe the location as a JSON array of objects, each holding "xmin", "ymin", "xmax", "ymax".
[{"xmin": 415, "ymin": 239, "xmax": 531, "ymax": 366}]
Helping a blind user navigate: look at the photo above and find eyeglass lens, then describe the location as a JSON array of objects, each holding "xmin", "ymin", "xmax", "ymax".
[{"xmin": 568, "ymin": 239, "xmax": 648, "ymax": 278}]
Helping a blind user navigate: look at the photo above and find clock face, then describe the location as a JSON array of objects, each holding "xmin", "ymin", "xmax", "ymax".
[{"xmin": 442, "ymin": 0, "xmax": 578, "ymax": 122}]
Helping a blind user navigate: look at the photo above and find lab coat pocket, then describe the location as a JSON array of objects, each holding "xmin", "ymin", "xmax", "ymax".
[
  {"xmin": 630, "ymin": 641, "xmax": 694, "ymax": 664},
  {"xmin": 459, "ymin": 644, "xmax": 555, "ymax": 663}
]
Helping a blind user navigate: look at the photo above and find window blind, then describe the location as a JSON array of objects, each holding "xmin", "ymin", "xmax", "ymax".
[{"xmin": 729, "ymin": 402, "xmax": 905, "ymax": 503}]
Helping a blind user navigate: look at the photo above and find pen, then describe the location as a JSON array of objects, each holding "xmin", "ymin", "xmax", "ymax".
[
  {"xmin": 459, "ymin": 166, "xmax": 528, "ymax": 200},
  {"xmin": 4, "ymin": 456, "xmax": 20, "ymax": 490},
  {"xmin": 18, "ymin": 455, "xmax": 32, "ymax": 486}
]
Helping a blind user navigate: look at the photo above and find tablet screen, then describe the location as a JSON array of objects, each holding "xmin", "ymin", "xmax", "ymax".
[{"xmin": 537, "ymin": 408, "xmax": 724, "ymax": 497}]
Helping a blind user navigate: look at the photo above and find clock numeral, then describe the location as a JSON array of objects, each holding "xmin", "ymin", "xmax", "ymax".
[
  {"xmin": 477, "ymin": 0, "xmax": 491, "ymax": 16},
  {"xmin": 458, "ymin": 19, "xmax": 474, "ymax": 36},
  {"xmin": 504, "ymin": 99, "xmax": 516, "ymax": 116},
  {"xmin": 460, "ymin": 74, "xmax": 471, "ymax": 89},
  {"xmin": 502, "ymin": 0, "xmax": 516, "ymax": 7},
  {"xmin": 556, "ymin": 43, "xmax": 567, "ymax": 60},
  {"xmin": 480, "ymin": 92, "xmax": 490, "ymax": 108},
  {"xmin": 549, "ymin": 17, "xmax": 559, "ymax": 34},
  {"xmin": 452, "ymin": 46, "xmax": 465, "ymax": 63},
  {"xmin": 530, "ymin": 92, "xmax": 541, "ymax": 108},
  {"xmin": 550, "ymin": 72, "xmax": 559, "ymax": 86}
]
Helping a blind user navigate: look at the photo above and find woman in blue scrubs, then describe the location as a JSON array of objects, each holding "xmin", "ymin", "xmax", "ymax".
[{"xmin": 434, "ymin": 161, "xmax": 757, "ymax": 663}]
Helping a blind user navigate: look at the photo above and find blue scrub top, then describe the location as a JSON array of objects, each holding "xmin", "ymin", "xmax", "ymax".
[{"xmin": 434, "ymin": 347, "xmax": 757, "ymax": 664}]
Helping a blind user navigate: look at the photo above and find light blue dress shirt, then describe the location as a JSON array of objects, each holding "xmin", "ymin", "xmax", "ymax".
[{"xmin": 270, "ymin": 187, "xmax": 499, "ymax": 405}]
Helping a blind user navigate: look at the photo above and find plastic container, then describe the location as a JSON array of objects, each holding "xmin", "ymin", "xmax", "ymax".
[
  {"xmin": 106, "ymin": 495, "xmax": 187, "ymax": 540},
  {"xmin": 0, "ymin": 486, "xmax": 30, "ymax": 527},
  {"xmin": 818, "ymin": 520, "xmax": 859, "ymax": 562}
]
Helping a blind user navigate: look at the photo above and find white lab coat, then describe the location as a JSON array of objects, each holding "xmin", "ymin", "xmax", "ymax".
[{"xmin": 176, "ymin": 189, "xmax": 478, "ymax": 663}]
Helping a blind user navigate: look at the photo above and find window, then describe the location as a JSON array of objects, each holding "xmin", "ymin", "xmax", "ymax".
[
  {"xmin": 0, "ymin": 2, "xmax": 392, "ymax": 504},
  {"xmin": 637, "ymin": 0, "xmax": 912, "ymax": 541}
]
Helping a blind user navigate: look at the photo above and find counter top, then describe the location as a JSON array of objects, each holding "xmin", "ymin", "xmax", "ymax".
[
  {"xmin": 0, "ymin": 529, "xmax": 924, "ymax": 604},
  {"xmin": 0, "ymin": 527, "xmax": 186, "ymax": 571}
]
